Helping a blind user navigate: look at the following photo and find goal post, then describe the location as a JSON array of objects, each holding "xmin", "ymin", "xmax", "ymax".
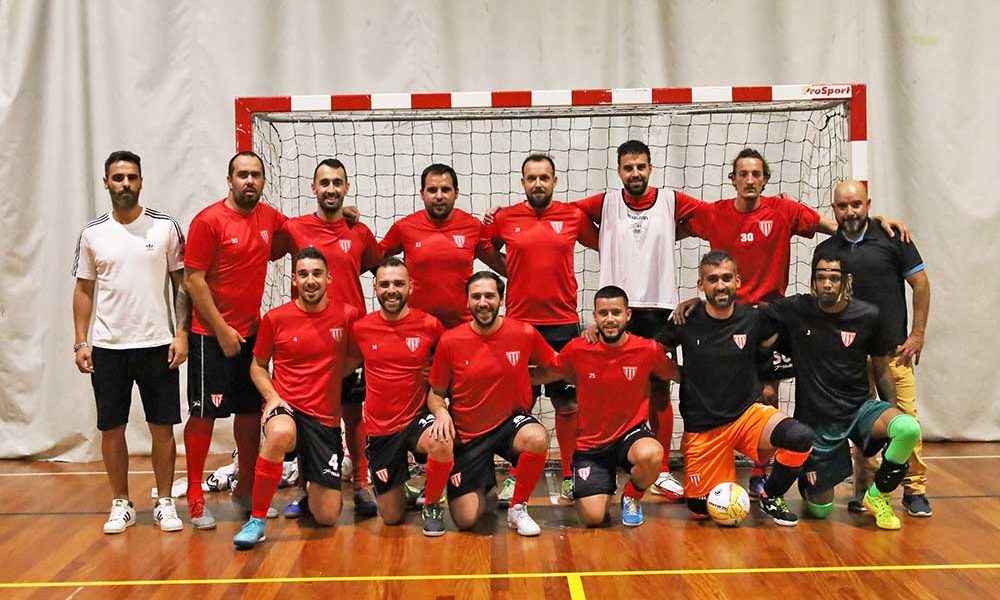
[{"xmin": 235, "ymin": 84, "xmax": 868, "ymax": 460}]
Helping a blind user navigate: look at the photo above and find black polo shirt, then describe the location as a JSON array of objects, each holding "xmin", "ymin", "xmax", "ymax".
[{"xmin": 816, "ymin": 219, "xmax": 925, "ymax": 347}]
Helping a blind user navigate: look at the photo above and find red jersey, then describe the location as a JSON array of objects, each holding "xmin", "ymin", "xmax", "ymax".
[
  {"xmin": 555, "ymin": 335, "xmax": 676, "ymax": 451},
  {"xmin": 349, "ymin": 309, "xmax": 445, "ymax": 436},
  {"xmin": 253, "ymin": 300, "xmax": 360, "ymax": 427},
  {"xmin": 488, "ymin": 201, "xmax": 598, "ymax": 325},
  {"xmin": 379, "ymin": 209, "xmax": 495, "ymax": 328},
  {"xmin": 574, "ymin": 187, "xmax": 705, "ymax": 223},
  {"xmin": 428, "ymin": 318, "xmax": 556, "ymax": 443},
  {"xmin": 273, "ymin": 213, "xmax": 381, "ymax": 314},
  {"xmin": 185, "ymin": 199, "xmax": 287, "ymax": 336},
  {"xmin": 687, "ymin": 196, "xmax": 822, "ymax": 304}
]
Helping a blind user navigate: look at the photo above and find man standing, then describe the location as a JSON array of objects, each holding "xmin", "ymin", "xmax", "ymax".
[
  {"xmin": 183, "ymin": 151, "xmax": 287, "ymax": 528},
  {"xmin": 272, "ymin": 158, "xmax": 382, "ymax": 516},
  {"xmin": 73, "ymin": 150, "xmax": 189, "ymax": 534},
  {"xmin": 426, "ymin": 272, "xmax": 555, "ymax": 536},
  {"xmin": 760, "ymin": 249, "xmax": 922, "ymax": 530},
  {"xmin": 537, "ymin": 286, "xmax": 676, "ymax": 527},
  {"xmin": 380, "ymin": 163, "xmax": 506, "ymax": 329},
  {"xmin": 233, "ymin": 248, "xmax": 360, "ymax": 549},
  {"xmin": 656, "ymin": 252, "xmax": 814, "ymax": 526},
  {"xmin": 348, "ymin": 258, "xmax": 453, "ymax": 536},
  {"xmin": 817, "ymin": 180, "xmax": 932, "ymax": 517},
  {"xmin": 488, "ymin": 154, "xmax": 599, "ymax": 502}
]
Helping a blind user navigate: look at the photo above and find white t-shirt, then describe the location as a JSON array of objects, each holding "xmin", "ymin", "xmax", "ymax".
[
  {"xmin": 73, "ymin": 207, "xmax": 185, "ymax": 349},
  {"xmin": 597, "ymin": 188, "xmax": 680, "ymax": 309}
]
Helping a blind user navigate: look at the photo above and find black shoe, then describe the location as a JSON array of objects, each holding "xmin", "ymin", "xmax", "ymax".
[
  {"xmin": 421, "ymin": 503, "xmax": 446, "ymax": 537},
  {"xmin": 353, "ymin": 487, "xmax": 378, "ymax": 517},
  {"xmin": 847, "ymin": 492, "xmax": 867, "ymax": 514},
  {"xmin": 902, "ymin": 493, "xmax": 933, "ymax": 517},
  {"xmin": 759, "ymin": 494, "xmax": 798, "ymax": 527}
]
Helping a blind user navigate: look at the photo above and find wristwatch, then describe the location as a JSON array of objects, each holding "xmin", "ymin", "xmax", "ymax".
[{"xmin": 73, "ymin": 342, "xmax": 90, "ymax": 352}]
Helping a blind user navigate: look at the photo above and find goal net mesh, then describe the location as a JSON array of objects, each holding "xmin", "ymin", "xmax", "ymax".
[{"xmin": 251, "ymin": 100, "xmax": 851, "ymax": 465}]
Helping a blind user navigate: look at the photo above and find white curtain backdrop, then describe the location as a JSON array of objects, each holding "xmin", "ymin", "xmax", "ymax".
[{"xmin": 0, "ymin": 0, "xmax": 995, "ymax": 460}]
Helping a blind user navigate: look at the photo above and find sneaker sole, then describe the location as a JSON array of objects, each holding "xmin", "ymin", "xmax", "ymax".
[
  {"xmin": 157, "ymin": 522, "xmax": 184, "ymax": 532},
  {"xmin": 906, "ymin": 509, "xmax": 932, "ymax": 517},
  {"xmin": 233, "ymin": 536, "xmax": 266, "ymax": 550},
  {"xmin": 649, "ymin": 487, "xmax": 684, "ymax": 501},
  {"xmin": 622, "ymin": 519, "xmax": 644, "ymax": 527},
  {"xmin": 103, "ymin": 523, "xmax": 133, "ymax": 535},
  {"xmin": 771, "ymin": 518, "xmax": 798, "ymax": 527},
  {"xmin": 422, "ymin": 529, "xmax": 446, "ymax": 538},
  {"xmin": 192, "ymin": 520, "xmax": 217, "ymax": 530},
  {"xmin": 507, "ymin": 522, "xmax": 541, "ymax": 537}
]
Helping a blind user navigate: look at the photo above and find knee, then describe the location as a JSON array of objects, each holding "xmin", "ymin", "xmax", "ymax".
[
  {"xmin": 425, "ymin": 437, "xmax": 454, "ymax": 462},
  {"xmin": 148, "ymin": 424, "xmax": 175, "ymax": 443},
  {"xmin": 633, "ymin": 441, "xmax": 663, "ymax": 468},
  {"xmin": 579, "ymin": 509, "xmax": 607, "ymax": 527},
  {"xmin": 451, "ymin": 512, "xmax": 477, "ymax": 531},
  {"xmin": 771, "ymin": 418, "xmax": 814, "ymax": 454},
  {"xmin": 805, "ymin": 499, "xmax": 834, "ymax": 519},
  {"xmin": 264, "ymin": 422, "xmax": 296, "ymax": 451},
  {"xmin": 312, "ymin": 503, "xmax": 342, "ymax": 527},
  {"xmin": 802, "ymin": 485, "xmax": 834, "ymax": 519},
  {"xmin": 380, "ymin": 508, "xmax": 405, "ymax": 526},
  {"xmin": 101, "ymin": 425, "xmax": 127, "ymax": 441},
  {"xmin": 519, "ymin": 425, "xmax": 550, "ymax": 454},
  {"xmin": 888, "ymin": 414, "xmax": 921, "ymax": 445}
]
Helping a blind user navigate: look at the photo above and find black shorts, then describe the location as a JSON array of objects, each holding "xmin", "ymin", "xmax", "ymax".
[
  {"xmin": 532, "ymin": 323, "xmax": 580, "ymax": 404},
  {"xmin": 448, "ymin": 413, "xmax": 540, "ymax": 500},
  {"xmin": 90, "ymin": 345, "xmax": 181, "ymax": 431},
  {"xmin": 187, "ymin": 333, "xmax": 262, "ymax": 418},
  {"xmin": 341, "ymin": 367, "xmax": 366, "ymax": 406},
  {"xmin": 572, "ymin": 423, "xmax": 656, "ymax": 499},
  {"xmin": 265, "ymin": 407, "xmax": 344, "ymax": 490},
  {"xmin": 627, "ymin": 308, "xmax": 672, "ymax": 339},
  {"xmin": 366, "ymin": 412, "xmax": 436, "ymax": 496}
]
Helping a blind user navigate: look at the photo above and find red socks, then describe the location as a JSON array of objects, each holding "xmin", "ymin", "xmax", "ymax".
[
  {"xmin": 184, "ymin": 417, "xmax": 215, "ymax": 502},
  {"xmin": 252, "ymin": 456, "xmax": 283, "ymax": 519},
  {"xmin": 423, "ymin": 458, "xmax": 454, "ymax": 507},
  {"xmin": 554, "ymin": 411, "xmax": 578, "ymax": 479},
  {"xmin": 511, "ymin": 451, "xmax": 546, "ymax": 506},
  {"xmin": 650, "ymin": 394, "xmax": 673, "ymax": 472},
  {"xmin": 623, "ymin": 480, "xmax": 645, "ymax": 500}
]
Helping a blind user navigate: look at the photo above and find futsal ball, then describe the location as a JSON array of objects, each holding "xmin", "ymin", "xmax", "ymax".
[{"xmin": 706, "ymin": 482, "xmax": 751, "ymax": 526}]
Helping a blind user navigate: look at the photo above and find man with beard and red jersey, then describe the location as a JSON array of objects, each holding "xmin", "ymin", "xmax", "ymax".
[
  {"xmin": 655, "ymin": 251, "xmax": 815, "ymax": 526},
  {"xmin": 380, "ymin": 163, "xmax": 506, "ymax": 329},
  {"xmin": 184, "ymin": 151, "xmax": 287, "ymax": 529},
  {"xmin": 271, "ymin": 158, "xmax": 382, "ymax": 516},
  {"xmin": 571, "ymin": 139, "xmax": 706, "ymax": 500},
  {"xmin": 426, "ymin": 272, "xmax": 556, "ymax": 537},
  {"xmin": 232, "ymin": 248, "xmax": 361, "ymax": 549},
  {"xmin": 536, "ymin": 286, "xmax": 676, "ymax": 528},
  {"xmin": 346, "ymin": 257, "xmax": 453, "ymax": 536},
  {"xmin": 486, "ymin": 154, "xmax": 599, "ymax": 503}
]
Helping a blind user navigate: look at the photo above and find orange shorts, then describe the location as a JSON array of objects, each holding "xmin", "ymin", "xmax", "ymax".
[{"xmin": 681, "ymin": 402, "xmax": 781, "ymax": 498}]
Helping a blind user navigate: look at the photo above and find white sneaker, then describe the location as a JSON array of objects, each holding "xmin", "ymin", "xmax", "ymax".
[
  {"xmin": 650, "ymin": 472, "xmax": 685, "ymax": 500},
  {"xmin": 103, "ymin": 498, "xmax": 136, "ymax": 534},
  {"xmin": 153, "ymin": 497, "xmax": 184, "ymax": 532},
  {"xmin": 507, "ymin": 503, "xmax": 541, "ymax": 537}
]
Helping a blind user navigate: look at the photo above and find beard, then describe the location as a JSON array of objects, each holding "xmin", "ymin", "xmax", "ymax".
[
  {"xmin": 318, "ymin": 194, "xmax": 343, "ymax": 215},
  {"xmin": 110, "ymin": 190, "xmax": 138, "ymax": 211},
  {"xmin": 598, "ymin": 325, "xmax": 626, "ymax": 344},
  {"xmin": 624, "ymin": 177, "xmax": 647, "ymax": 197},
  {"xmin": 526, "ymin": 189, "xmax": 553, "ymax": 209},
  {"xmin": 299, "ymin": 286, "xmax": 326, "ymax": 306},
  {"xmin": 706, "ymin": 289, "xmax": 735, "ymax": 310},
  {"xmin": 472, "ymin": 305, "xmax": 499, "ymax": 328},
  {"xmin": 377, "ymin": 293, "xmax": 407, "ymax": 316},
  {"xmin": 840, "ymin": 217, "xmax": 866, "ymax": 236},
  {"xmin": 233, "ymin": 187, "xmax": 260, "ymax": 210}
]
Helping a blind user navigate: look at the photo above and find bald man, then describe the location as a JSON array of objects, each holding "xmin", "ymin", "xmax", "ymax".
[{"xmin": 815, "ymin": 180, "xmax": 932, "ymax": 518}]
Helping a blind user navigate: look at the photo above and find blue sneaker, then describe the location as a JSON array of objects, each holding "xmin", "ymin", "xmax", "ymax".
[
  {"xmin": 621, "ymin": 495, "xmax": 644, "ymax": 527},
  {"xmin": 232, "ymin": 517, "xmax": 267, "ymax": 550},
  {"xmin": 283, "ymin": 494, "xmax": 309, "ymax": 519},
  {"xmin": 748, "ymin": 474, "xmax": 767, "ymax": 501}
]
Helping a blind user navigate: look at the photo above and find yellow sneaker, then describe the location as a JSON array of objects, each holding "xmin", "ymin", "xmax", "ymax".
[{"xmin": 863, "ymin": 490, "xmax": 901, "ymax": 530}]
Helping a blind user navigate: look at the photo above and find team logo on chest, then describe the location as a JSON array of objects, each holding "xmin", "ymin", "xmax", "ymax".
[
  {"xmin": 622, "ymin": 366, "xmax": 638, "ymax": 381},
  {"xmin": 260, "ymin": 230, "xmax": 269, "ymax": 243},
  {"xmin": 406, "ymin": 337, "xmax": 421, "ymax": 352},
  {"xmin": 452, "ymin": 235, "xmax": 465, "ymax": 248},
  {"xmin": 758, "ymin": 220, "xmax": 773, "ymax": 237},
  {"xmin": 733, "ymin": 334, "xmax": 747, "ymax": 349},
  {"xmin": 841, "ymin": 331, "xmax": 856, "ymax": 347},
  {"xmin": 230, "ymin": 237, "xmax": 239, "ymax": 245},
  {"xmin": 550, "ymin": 221, "xmax": 563, "ymax": 234},
  {"xmin": 329, "ymin": 328, "xmax": 344, "ymax": 342},
  {"xmin": 339, "ymin": 240, "xmax": 352, "ymax": 253},
  {"xmin": 506, "ymin": 351, "xmax": 520, "ymax": 366}
]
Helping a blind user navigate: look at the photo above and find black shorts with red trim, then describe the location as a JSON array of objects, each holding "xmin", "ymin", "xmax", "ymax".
[
  {"xmin": 447, "ymin": 413, "xmax": 539, "ymax": 500},
  {"xmin": 572, "ymin": 423, "xmax": 656, "ymax": 499},
  {"xmin": 366, "ymin": 412, "xmax": 436, "ymax": 496},
  {"xmin": 187, "ymin": 333, "xmax": 262, "ymax": 418}
]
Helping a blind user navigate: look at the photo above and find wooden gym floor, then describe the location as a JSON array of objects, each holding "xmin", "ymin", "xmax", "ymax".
[{"xmin": 0, "ymin": 442, "xmax": 998, "ymax": 599}]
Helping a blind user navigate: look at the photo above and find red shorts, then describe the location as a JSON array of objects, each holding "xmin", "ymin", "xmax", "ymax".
[{"xmin": 681, "ymin": 402, "xmax": 780, "ymax": 498}]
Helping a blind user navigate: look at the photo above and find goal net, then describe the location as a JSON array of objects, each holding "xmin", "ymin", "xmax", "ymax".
[{"xmin": 240, "ymin": 86, "xmax": 864, "ymax": 464}]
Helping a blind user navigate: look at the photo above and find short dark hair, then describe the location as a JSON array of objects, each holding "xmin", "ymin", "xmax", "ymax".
[
  {"xmin": 314, "ymin": 158, "xmax": 348, "ymax": 181},
  {"xmin": 228, "ymin": 151, "xmax": 265, "ymax": 179},
  {"xmin": 521, "ymin": 153, "xmax": 556, "ymax": 176},
  {"xmin": 293, "ymin": 246, "xmax": 328, "ymax": 270},
  {"xmin": 699, "ymin": 250, "xmax": 738, "ymax": 272},
  {"xmin": 466, "ymin": 271, "xmax": 505, "ymax": 297},
  {"xmin": 104, "ymin": 150, "xmax": 141, "ymax": 176},
  {"xmin": 617, "ymin": 140, "xmax": 651, "ymax": 165},
  {"xmin": 811, "ymin": 247, "xmax": 848, "ymax": 277},
  {"xmin": 728, "ymin": 148, "xmax": 771, "ymax": 181},
  {"xmin": 375, "ymin": 256, "xmax": 407, "ymax": 276},
  {"xmin": 594, "ymin": 285, "xmax": 629, "ymax": 307},
  {"xmin": 421, "ymin": 163, "xmax": 458, "ymax": 190}
]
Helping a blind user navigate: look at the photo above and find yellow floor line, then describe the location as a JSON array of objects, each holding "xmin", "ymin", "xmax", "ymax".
[{"xmin": 566, "ymin": 574, "xmax": 587, "ymax": 600}]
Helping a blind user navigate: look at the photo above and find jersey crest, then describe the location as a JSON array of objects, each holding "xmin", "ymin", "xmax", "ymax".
[
  {"xmin": 211, "ymin": 394, "xmax": 223, "ymax": 408},
  {"xmin": 577, "ymin": 466, "xmax": 591, "ymax": 481},
  {"xmin": 330, "ymin": 328, "xmax": 344, "ymax": 342},
  {"xmin": 406, "ymin": 337, "xmax": 421, "ymax": 352},
  {"xmin": 339, "ymin": 240, "xmax": 352, "ymax": 253},
  {"xmin": 758, "ymin": 220, "xmax": 773, "ymax": 237},
  {"xmin": 550, "ymin": 221, "xmax": 563, "ymax": 234},
  {"xmin": 841, "ymin": 331, "xmax": 856, "ymax": 347},
  {"xmin": 260, "ymin": 230, "xmax": 269, "ymax": 243},
  {"xmin": 733, "ymin": 334, "xmax": 747, "ymax": 349},
  {"xmin": 622, "ymin": 366, "xmax": 638, "ymax": 381},
  {"xmin": 506, "ymin": 351, "xmax": 520, "ymax": 366},
  {"xmin": 452, "ymin": 235, "xmax": 465, "ymax": 248}
]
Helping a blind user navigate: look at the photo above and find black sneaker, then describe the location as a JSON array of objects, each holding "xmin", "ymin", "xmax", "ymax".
[
  {"xmin": 847, "ymin": 492, "xmax": 867, "ymax": 514},
  {"xmin": 353, "ymin": 487, "xmax": 378, "ymax": 517},
  {"xmin": 902, "ymin": 493, "xmax": 933, "ymax": 517},
  {"xmin": 422, "ymin": 503, "xmax": 446, "ymax": 537},
  {"xmin": 759, "ymin": 494, "xmax": 798, "ymax": 527}
]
